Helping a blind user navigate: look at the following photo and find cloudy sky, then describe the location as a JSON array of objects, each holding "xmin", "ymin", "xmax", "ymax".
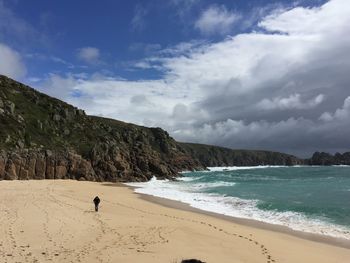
[{"xmin": 0, "ymin": 0, "xmax": 349, "ymax": 157}]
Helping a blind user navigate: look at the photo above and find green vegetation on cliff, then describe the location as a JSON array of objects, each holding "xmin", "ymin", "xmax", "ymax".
[{"xmin": 179, "ymin": 143, "xmax": 303, "ymax": 167}]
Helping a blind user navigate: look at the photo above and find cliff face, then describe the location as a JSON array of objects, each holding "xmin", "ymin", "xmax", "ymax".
[
  {"xmin": 179, "ymin": 143, "xmax": 304, "ymax": 167},
  {"xmin": 308, "ymin": 152, "xmax": 350, "ymax": 165},
  {"xmin": 0, "ymin": 75, "xmax": 306, "ymax": 182}
]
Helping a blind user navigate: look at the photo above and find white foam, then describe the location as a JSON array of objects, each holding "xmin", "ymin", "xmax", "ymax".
[
  {"xmin": 179, "ymin": 170, "xmax": 194, "ymax": 174},
  {"xmin": 206, "ymin": 165, "xmax": 324, "ymax": 172},
  {"xmin": 207, "ymin": 165, "xmax": 287, "ymax": 172},
  {"xmin": 126, "ymin": 177, "xmax": 350, "ymax": 240},
  {"xmin": 190, "ymin": 181, "xmax": 237, "ymax": 189},
  {"xmin": 177, "ymin": 176, "xmax": 199, "ymax": 182}
]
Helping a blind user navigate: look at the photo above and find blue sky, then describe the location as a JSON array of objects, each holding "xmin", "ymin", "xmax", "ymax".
[
  {"xmin": 1, "ymin": 0, "xmax": 350, "ymax": 157},
  {"xmin": 1, "ymin": 0, "xmax": 326, "ymax": 80}
]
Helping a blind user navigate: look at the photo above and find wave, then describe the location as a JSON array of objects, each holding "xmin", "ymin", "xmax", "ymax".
[
  {"xmin": 181, "ymin": 165, "xmax": 328, "ymax": 174},
  {"xmin": 207, "ymin": 165, "xmax": 290, "ymax": 172},
  {"xmin": 177, "ymin": 176, "xmax": 203, "ymax": 182},
  {"xmin": 190, "ymin": 181, "xmax": 237, "ymax": 190},
  {"xmin": 206, "ymin": 165, "xmax": 325, "ymax": 172},
  {"xmin": 126, "ymin": 177, "xmax": 350, "ymax": 240}
]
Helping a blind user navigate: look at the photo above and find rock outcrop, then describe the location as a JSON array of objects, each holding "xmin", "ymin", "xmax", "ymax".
[
  {"xmin": 308, "ymin": 151, "xmax": 350, "ymax": 165},
  {"xmin": 0, "ymin": 150, "xmax": 94, "ymax": 181}
]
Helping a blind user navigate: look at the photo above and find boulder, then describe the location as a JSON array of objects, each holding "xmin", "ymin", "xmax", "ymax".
[
  {"xmin": 55, "ymin": 165, "xmax": 67, "ymax": 179},
  {"xmin": 5, "ymin": 160, "xmax": 17, "ymax": 180},
  {"xmin": 5, "ymin": 100, "xmax": 15, "ymax": 115},
  {"xmin": 45, "ymin": 157, "xmax": 55, "ymax": 179},
  {"xmin": 35, "ymin": 157, "xmax": 46, "ymax": 179},
  {"xmin": 0, "ymin": 154, "xmax": 6, "ymax": 180},
  {"xmin": 52, "ymin": 114, "xmax": 61, "ymax": 122},
  {"xmin": 19, "ymin": 168, "xmax": 29, "ymax": 180}
]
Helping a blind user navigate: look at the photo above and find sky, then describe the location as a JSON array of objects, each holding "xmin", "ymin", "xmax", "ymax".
[{"xmin": 0, "ymin": 0, "xmax": 350, "ymax": 157}]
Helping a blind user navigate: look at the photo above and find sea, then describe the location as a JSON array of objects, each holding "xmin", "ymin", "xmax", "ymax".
[{"xmin": 127, "ymin": 166, "xmax": 350, "ymax": 240}]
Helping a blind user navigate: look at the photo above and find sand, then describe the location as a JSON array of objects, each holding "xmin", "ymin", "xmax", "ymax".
[{"xmin": 0, "ymin": 180, "xmax": 350, "ymax": 263}]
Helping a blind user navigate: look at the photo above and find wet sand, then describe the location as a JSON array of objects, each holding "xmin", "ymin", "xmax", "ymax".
[{"xmin": 0, "ymin": 180, "xmax": 350, "ymax": 263}]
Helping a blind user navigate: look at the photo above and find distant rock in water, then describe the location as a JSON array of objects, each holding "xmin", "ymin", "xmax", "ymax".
[
  {"xmin": 308, "ymin": 151, "xmax": 350, "ymax": 165},
  {"xmin": 0, "ymin": 75, "xmax": 308, "ymax": 182}
]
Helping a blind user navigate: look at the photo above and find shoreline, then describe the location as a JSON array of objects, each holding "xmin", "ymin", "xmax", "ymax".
[{"xmin": 121, "ymin": 184, "xmax": 350, "ymax": 250}]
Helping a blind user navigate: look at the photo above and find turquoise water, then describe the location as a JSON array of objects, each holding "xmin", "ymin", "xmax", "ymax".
[
  {"xmin": 128, "ymin": 166, "xmax": 350, "ymax": 239},
  {"xmin": 187, "ymin": 167, "xmax": 350, "ymax": 227}
]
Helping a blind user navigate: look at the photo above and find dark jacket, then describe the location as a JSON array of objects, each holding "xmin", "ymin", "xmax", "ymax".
[{"xmin": 93, "ymin": 196, "xmax": 100, "ymax": 205}]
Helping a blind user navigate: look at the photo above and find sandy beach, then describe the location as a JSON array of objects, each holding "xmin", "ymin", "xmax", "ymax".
[{"xmin": 1, "ymin": 180, "xmax": 350, "ymax": 263}]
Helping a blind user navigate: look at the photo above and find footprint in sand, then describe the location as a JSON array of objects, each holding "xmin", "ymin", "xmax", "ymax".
[{"xmin": 106, "ymin": 199, "xmax": 279, "ymax": 262}]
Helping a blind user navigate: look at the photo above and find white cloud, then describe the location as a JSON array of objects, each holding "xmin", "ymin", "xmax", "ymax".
[
  {"xmin": 0, "ymin": 1, "xmax": 43, "ymax": 44},
  {"xmin": 0, "ymin": 43, "xmax": 26, "ymax": 79},
  {"xmin": 170, "ymin": 0, "xmax": 200, "ymax": 20},
  {"xmin": 77, "ymin": 47, "xmax": 100, "ymax": 64},
  {"xmin": 159, "ymin": 40, "xmax": 207, "ymax": 56},
  {"xmin": 171, "ymin": 0, "xmax": 199, "ymax": 7},
  {"xmin": 38, "ymin": 75, "xmax": 187, "ymax": 127},
  {"xmin": 257, "ymin": 94, "xmax": 325, "ymax": 111},
  {"xmin": 129, "ymin": 43, "xmax": 162, "ymax": 54},
  {"xmin": 40, "ymin": 73, "xmax": 81, "ymax": 100},
  {"xmin": 132, "ymin": 61, "xmax": 154, "ymax": 69},
  {"xmin": 259, "ymin": 0, "xmax": 348, "ymax": 36},
  {"xmin": 195, "ymin": 5, "xmax": 241, "ymax": 35},
  {"xmin": 38, "ymin": 0, "xmax": 350, "ymax": 156},
  {"xmin": 27, "ymin": 77, "xmax": 41, "ymax": 83},
  {"xmin": 25, "ymin": 53, "xmax": 74, "ymax": 68},
  {"xmin": 131, "ymin": 4, "xmax": 148, "ymax": 31},
  {"xmin": 320, "ymin": 97, "xmax": 350, "ymax": 122}
]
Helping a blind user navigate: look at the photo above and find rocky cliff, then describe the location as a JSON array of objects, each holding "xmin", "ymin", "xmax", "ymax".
[
  {"xmin": 179, "ymin": 143, "xmax": 304, "ymax": 167},
  {"xmin": 0, "ymin": 75, "xmax": 306, "ymax": 182},
  {"xmin": 308, "ymin": 151, "xmax": 350, "ymax": 165}
]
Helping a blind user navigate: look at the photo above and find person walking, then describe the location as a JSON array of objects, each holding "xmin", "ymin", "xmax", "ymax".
[{"xmin": 93, "ymin": 196, "xmax": 100, "ymax": 212}]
